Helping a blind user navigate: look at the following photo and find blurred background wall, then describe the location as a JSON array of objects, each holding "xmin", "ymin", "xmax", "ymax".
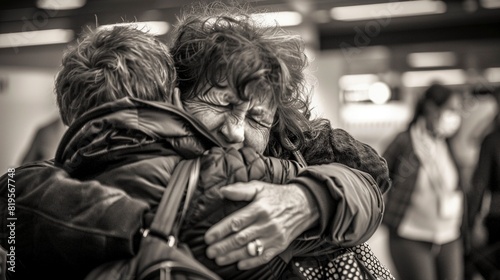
[{"xmin": 1, "ymin": 0, "xmax": 500, "ymax": 277}]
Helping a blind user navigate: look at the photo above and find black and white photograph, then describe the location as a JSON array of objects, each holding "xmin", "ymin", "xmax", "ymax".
[{"xmin": 1, "ymin": 0, "xmax": 500, "ymax": 279}]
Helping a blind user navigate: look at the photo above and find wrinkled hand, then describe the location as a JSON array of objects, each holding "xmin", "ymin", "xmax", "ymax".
[{"xmin": 204, "ymin": 181, "xmax": 319, "ymax": 270}]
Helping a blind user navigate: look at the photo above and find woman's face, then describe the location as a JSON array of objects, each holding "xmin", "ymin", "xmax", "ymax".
[
  {"xmin": 428, "ymin": 94, "xmax": 462, "ymax": 137},
  {"xmin": 183, "ymin": 83, "xmax": 276, "ymax": 153}
]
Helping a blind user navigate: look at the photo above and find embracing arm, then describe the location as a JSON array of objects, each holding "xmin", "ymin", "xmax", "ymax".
[
  {"xmin": 203, "ymin": 125, "xmax": 389, "ymax": 269},
  {"xmin": 281, "ymin": 127, "xmax": 388, "ymax": 249},
  {"xmin": 290, "ymin": 163, "xmax": 384, "ymax": 247}
]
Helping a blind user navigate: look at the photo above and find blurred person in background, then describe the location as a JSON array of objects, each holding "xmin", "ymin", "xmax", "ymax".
[
  {"xmin": 382, "ymin": 84, "xmax": 467, "ymax": 280},
  {"xmin": 20, "ymin": 116, "xmax": 66, "ymax": 163},
  {"xmin": 468, "ymin": 86, "xmax": 500, "ymax": 279}
]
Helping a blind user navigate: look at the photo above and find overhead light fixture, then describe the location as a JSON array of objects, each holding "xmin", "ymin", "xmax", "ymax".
[
  {"xmin": 341, "ymin": 103, "xmax": 411, "ymax": 124},
  {"xmin": 0, "ymin": 29, "xmax": 74, "ymax": 49},
  {"xmin": 402, "ymin": 69, "xmax": 467, "ymax": 87},
  {"xmin": 339, "ymin": 74, "xmax": 392, "ymax": 104},
  {"xmin": 339, "ymin": 74, "xmax": 379, "ymax": 89},
  {"xmin": 99, "ymin": 21, "xmax": 170, "ymax": 36},
  {"xmin": 407, "ymin": 51, "xmax": 457, "ymax": 68},
  {"xmin": 250, "ymin": 11, "xmax": 303, "ymax": 27},
  {"xmin": 480, "ymin": 0, "xmax": 500, "ymax": 9},
  {"xmin": 368, "ymin": 82, "xmax": 392, "ymax": 104},
  {"xmin": 484, "ymin": 67, "xmax": 500, "ymax": 83},
  {"xmin": 331, "ymin": 1, "xmax": 446, "ymax": 21},
  {"xmin": 37, "ymin": 0, "xmax": 86, "ymax": 10}
]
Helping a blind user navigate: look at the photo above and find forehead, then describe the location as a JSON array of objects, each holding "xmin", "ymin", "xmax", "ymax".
[
  {"xmin": 202, "ymin": 80, "xmax": 276, "ymax": 109},
  {"xmin": 229, "ymin": 87, "xmax": 276, "ymax": 112}
]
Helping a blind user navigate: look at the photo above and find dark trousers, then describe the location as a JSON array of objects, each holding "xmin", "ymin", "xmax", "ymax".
[
  {"xmin": 485, "ymin": 217, "xmax": 500, "ymax": 265},
  {"xmin": 389, "ymin": 233, "xmax": 464, "ymax": 280},
  {"xmin": 473, "ymin": 217, "xmax": 500, "ymax": 279}
]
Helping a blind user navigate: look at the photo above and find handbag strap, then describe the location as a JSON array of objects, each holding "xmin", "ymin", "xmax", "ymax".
[
  {"xmin": 148, "ymin": 158, "xmax": 201, "ymax": 240},
  {"xmin": 284, "ymin": 137, "xmax": 307, "ymax": 167}
]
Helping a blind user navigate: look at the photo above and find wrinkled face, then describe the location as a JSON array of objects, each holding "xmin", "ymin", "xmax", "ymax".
[{"xmin": 183, "ymin": 82, "xmax": 276, "ymax": 153}]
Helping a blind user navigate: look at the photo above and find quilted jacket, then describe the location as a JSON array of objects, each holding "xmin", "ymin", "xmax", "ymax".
[{"xmin": 0, "ymin": 98, "xmax": 385, "ymax": 279}]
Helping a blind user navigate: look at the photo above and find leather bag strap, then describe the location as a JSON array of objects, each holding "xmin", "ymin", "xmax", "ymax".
[
  {"xmin": 283, "ymin": 136, "xmax": 307, "ymax": 167},
  {"xmin": 148, "ymin": 158, "xmax": 201, "ymax": 239}
]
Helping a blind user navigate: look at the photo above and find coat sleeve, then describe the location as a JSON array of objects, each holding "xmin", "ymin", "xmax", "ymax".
[
  {"xmin": 288, "ymin": 163, "xmax": 384, "ymax": 247},
  {"xmin": 0, "ymin": 161, "xmax": 150, "ymax": 277},
  {"xmin": 469, "ymin": 134, "xmax": 495, "ymax": 225},
  {"xmin": 284, "ymin": 126, "xmax": 388, "ymax": 247}
]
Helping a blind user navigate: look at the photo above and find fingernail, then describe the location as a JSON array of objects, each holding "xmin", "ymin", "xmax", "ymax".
[
  {"xmin": 205, "ymin": 234, "xmax": 215, "ymax": 245},
  {"xmin": 206, "ymin": 247, "xmax": 216, "ymax": 259},
  {"xmin": 215, "ymin": 257, "xmax": 227, "ymax": 266},
  {"xmin": 237, "ymin": 262, "xmax": 247, "ymax": 270}
]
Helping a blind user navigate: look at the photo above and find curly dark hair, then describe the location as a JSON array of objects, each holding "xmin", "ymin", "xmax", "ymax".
[
  {"xmin": 169, "ymin": 1, "xmax": 328, "ymax": 158},
  {"xmin": 55, "ymin": 25, "xmax": 176, "ymax": 125},
  {"xmin": 170, "ymin": 2, "xmax": 390, "ymax": 190}
]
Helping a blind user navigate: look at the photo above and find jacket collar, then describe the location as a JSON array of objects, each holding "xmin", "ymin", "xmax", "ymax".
[{"xmin": 55, "ymin": 97, "xmax": 222, "ymax": 176}]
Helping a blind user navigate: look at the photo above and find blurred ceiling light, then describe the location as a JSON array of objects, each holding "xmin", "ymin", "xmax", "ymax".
[
  {"xmin": 407, "ymin": 51, "xmax": 457, "ymax": 68},
  {"xmin": 0, "ymin": 29, "xmax": 74, "ymax": 48},
  {"xmin": 339, "ymin": 74, "xmax": 378, "ymax": 88},
  {"xmin": 402, "ymin": 69, "xmax": 467, "ymax": 87},
  {"xmin": 312, "ymin": 10, "xmax": 332, "ymax": 23},
  {"xmin": 37, "ymin": 0, "xmax": 86, "ymax": 10},
  {"xmin": 331, "ymin": 1, "xmax": 447, "ymax": 21},
  {"xmin": 368, "ymin": 82, "xmax": 392, "ymax": 104},
  {"xmin": 99, "ymin": 21, "xmax": 169, "ymax": 36},
  {"xmin": 484, "ymin": 67, "xmax": 500, "ymax": 83},
  {"xmin": 480, "ymin": 0, "xmax": 500, "ymax": 9},
  {"xmin": 250, "ymin": 11, "xmax": 303, "ymax": 27},
  {"xmin": 341, "ymin": 103, "xmax": 411, "ymax": 123}
]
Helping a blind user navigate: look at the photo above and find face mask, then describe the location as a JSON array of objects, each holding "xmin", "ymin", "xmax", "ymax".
[{"xmin": 435, "ymin": 110, "xmax": 461, "ymax": 137}]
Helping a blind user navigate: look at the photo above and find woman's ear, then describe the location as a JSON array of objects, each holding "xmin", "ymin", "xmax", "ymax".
[{"xmin": 172, "ymin": 87, "xmax": 184, "ymax": 110}]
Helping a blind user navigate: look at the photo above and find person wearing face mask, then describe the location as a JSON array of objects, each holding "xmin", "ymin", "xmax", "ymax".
[{"xmin": 382, "ymin": 83, "xmax": 467, "ymax": 280}]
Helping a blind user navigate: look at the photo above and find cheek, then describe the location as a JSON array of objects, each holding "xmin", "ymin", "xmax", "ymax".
[{"xmin": 244, "ymin": 127, "xmax": 271, "ymax": 153}]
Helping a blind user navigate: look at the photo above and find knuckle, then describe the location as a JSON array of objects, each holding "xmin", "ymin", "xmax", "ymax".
[
  {"xmin": 268, "ymin": 220, "xmax": 282, "ymax": 233},
  {"xmin": 234, "ymin": 232, "xmax": 249, "ymax": 246},
  {"xmin": 261, "ymin": 250, "xmax": 274, "ymax": 263},
  {"xmin": 229, "ymin": 237, "xmax": 241, "ymax": 249},
  {"xmin": 230, "ymin": 218, "xmax": 242, "ymax": 231},
  {"xmin": 217, "ymin": 243, "xmax": 231, "ymax": 255},
  {"xmin": 235, "ymin": 232, "xmax": 249, "ymax": 246},
  {"xmin": 215, "ymin": 257, "xmax": 226, "ymax": 266},
  {"xmin": 213, "ymin": 246, "xmax": 223, "ymax": 256}
]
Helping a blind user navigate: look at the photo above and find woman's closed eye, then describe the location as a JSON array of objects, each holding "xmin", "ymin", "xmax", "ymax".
[{"xmin": 248, "ymin": 109, "xmax": 273, "ymax": 128}]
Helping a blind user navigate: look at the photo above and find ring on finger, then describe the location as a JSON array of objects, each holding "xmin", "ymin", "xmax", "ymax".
[{"xmin": 247, "ymin": 239, "xmax": 264, "ymax": 257}]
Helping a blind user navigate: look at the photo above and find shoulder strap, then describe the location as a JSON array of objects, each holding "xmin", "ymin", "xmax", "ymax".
[
  {"xmin": 148, "ymin": 158, "xmax": 200, "ymax": 239},
  {"xmin": 284, "ymin": 137, "xmax": 307, "ymax": 167}
]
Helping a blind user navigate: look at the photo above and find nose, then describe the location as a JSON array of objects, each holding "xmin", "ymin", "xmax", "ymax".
[{"xmin": 220, "ymin": 116, "xmax": 245, "ymax": 146}]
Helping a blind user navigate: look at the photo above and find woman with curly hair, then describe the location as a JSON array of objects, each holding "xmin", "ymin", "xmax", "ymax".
[{"xmin": 170, "ymin": 3, "xmax": 392, "ymax": 278}]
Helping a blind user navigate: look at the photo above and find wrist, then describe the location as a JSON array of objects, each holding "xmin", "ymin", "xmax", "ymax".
[{"xmin": 290, "ymin": 183, "xmax": 320, "ymax": 230}]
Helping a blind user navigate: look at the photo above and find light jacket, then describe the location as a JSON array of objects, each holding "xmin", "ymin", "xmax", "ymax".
[
  {"xmin": 0, "ymin": 98, "xmax": 385, "ymax": 279},
  {"xmin": 382, "ymin": 129, "xmax": 470, "ymax": 249}
]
